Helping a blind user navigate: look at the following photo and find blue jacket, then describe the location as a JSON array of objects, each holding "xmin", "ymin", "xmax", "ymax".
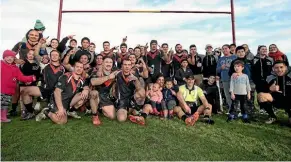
[{"xmin": 216, "ymin": 55, "xmax": 237, "ymax": 82}]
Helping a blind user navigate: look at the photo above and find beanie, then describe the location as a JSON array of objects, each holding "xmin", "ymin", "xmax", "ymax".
[
  {"xmin": 3, "ymin": 50, "xmax": 16, "ymax": 59},
  {"xmin": 150, "ymin": 40, "xmax": 158, "ymax": 45},
  {"xmin": 34, "ymin": 19, "xmax": 46, "ymax": 31}
]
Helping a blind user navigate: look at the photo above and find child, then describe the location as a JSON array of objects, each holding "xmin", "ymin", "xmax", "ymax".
[
  {"xmin": 228, "ymin": 60, "xmax": 251, "ymax": 123},
  {"xmin": 175, "ymin": 59, "xmax": 193, "ymax": 86},
  {"xmin": 146, "ymin": 83, "xmax": 163, "ymax": 115},
  {"xmin": 161, "ymin": 78, "xmax": 177, "ymax": 119},
  {"xmin": 200, "ymin": 75, "xmax": 221, "ymax": 114},
  {"xmin": 0, "ymin": 50, "xmax": 35, "ymax": 122},
  {"xmin": 19, "ymin": 50, "xmax": 41, "ymax": 120}
]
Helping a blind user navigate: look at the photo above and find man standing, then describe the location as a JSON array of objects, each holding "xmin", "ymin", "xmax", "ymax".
[
  {"xmin": 146, "ymin": 40, "xmax": 169, "ymax": 83},
  {"xmin": 216, "ymin": 44, "xmax": 237, "ymax": 113},
  {"xmin": 187, "ymin": 44, "xmax": 204, "ymax": 86},
  {"xmin": 172, "ymin": 44, "xmax": 188, "ymax": 74},
  {"xmin": 202, "ymin": 44, "xmax": 217, "ymax": 78},
  {"xmin": 161, "ymin": 43, "xmax": 173, "ymax": 78},
  {"xmin": 117, "ymin": 43, "xmax": 129, "ymax": 68},
  {"xmin": 252, "ymin": 45, "xmax": 274, "ymax": 122},
  {"xmin": 230, "ymin": 44, "xmax": 236, "ymax": 55}
]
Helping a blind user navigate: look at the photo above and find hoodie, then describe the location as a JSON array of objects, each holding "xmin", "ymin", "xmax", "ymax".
[
  {"xmin": 202, "ymin": 52, "xmax": 218, "ymax": 78},
  {"xmin": 266, "ymin": 67, "xmax": 291, "ymax": 97},
  {"xmin": 252, "ymin": 55, "xmax": 273, "ymax": 92},
  {"xmin": 216, "ymin": 55, "xmax": 237, "ymax": 82},
  {"xmin": 0, "ymin": 61, "xmax": 35, "ymax": 95}
]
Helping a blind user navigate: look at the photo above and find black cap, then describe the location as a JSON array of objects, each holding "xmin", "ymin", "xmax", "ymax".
[{"xmin": 185, "ymin": 75, "xmax": 194, "ymax": 79}]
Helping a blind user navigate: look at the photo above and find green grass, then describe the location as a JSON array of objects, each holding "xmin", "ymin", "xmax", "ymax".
[{"xmin": 1, "ymin": 112, "xmax": 291, "ymax": 161}]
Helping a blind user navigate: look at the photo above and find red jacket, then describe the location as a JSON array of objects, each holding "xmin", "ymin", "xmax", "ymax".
[{"xmin": 0, "ymin": 60, "xmax": 35, "ymax": 95}]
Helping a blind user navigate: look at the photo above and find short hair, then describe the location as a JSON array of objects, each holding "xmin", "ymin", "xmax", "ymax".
[
  {"xmin": 222, "ymin": 44, "xmax": 230, "ymax": 49},
  {"xmin": 122, "ymin": 58, "xmax": 131, "ymax": 64},
  {"xmin": 134, "ymin": 47, "xmax": 141, "ymax": 51},
  {"xmin": 175, "ymin": 44, "xmax": 182, "ymax": 48},
  {"xmin": 74, "ymin": 61, "xmax": 84, "ymax": 66},
  {"xmin": 181, "ymin": 59, "xmax": 188, "ymax": 63},
  {"xmin": 273, "ymin": 60, "xmax": 287, "ymax": 67},
  {"xmin": 189, "ymin": 44, "xmax": 196, "ymax": 49},
  {"xmin": 233, "ymin": 60, "xmax": 244, "ymax": 67},
  {"xmin": 103, "ymin": 56, "xmax": 113, "ymax": 61},
  {"xmin": 161, "ymin": 43, "xmax": 168, "ymax": 48},
  {"xmin": 81, "ymin": 37, "xmax": 90, "ymax": 43},
  {"xmin": 103, "ymin": 41, "xmax": 110, "ymax": 46},
  {"xmin": 70, "ymin": 39, "xmax": 77, "ymax": 44},
  {"xmin": 50, "ymin": 50, "xmax": 61, "ymax": 58},
  {"xmin": 257, "ymin": 45, "xmax": 267, "ymax": 52},
  {"xmin": 230, "ymin": 43, "xmax": 236, "ymax": 47},
  {"xmin": 236, "ymin": 46, "xmax": 245, "ymax": 53},
  {"xmin": 129, "ymin": 48, "xmax": 133, "ymax": 50},
  {"xmin": 165, "ymin": 77, "xmax": 173, "ymax": 83},
  {"xmin": 120, "ymin": 43, "xmax": 127, "ymax": 48},
  {"xmin": 90, "ymin": 42, "xmax": 95, "ymax": 47}
]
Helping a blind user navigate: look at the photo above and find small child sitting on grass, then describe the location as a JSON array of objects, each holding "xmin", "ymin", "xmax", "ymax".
[
  {"xmin": 161, "ymin": 78, "xmax": 177, "ymax": 119},
  {"xmin": 146, "ymin": 83, "xmax": 163, "ymax": 116}
]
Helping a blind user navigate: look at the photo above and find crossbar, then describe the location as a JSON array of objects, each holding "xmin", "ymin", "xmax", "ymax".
[{"xmin": 57, "ymin": 0, "xmax": 236, "ymax": 44}]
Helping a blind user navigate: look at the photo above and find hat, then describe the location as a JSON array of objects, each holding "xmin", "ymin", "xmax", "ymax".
[
  {"xmin": 150, "ymin": 40, "xmax": 158, "ymax": 45},
  {"xmin": 185, "ymin": 75, "xmax": 195, "ymax": 79},
  {"xmin": 205, "ymin": 44, "xmax": 213, "ymax": 49},
  {"xmin": 34, "ymin": 19, "xmax": 45, "ymax": 31},
  {"xmin": 3, "ymin": 50, "xmax": 16, "ymax": 59}
]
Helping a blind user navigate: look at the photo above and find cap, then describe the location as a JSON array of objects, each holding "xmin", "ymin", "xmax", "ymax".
[
  {"xmin": 205, "ymin": 44, "xmax": 213, "ymax": 49},
  {"xmin": 185, "ymin": 75, "xmax": 195, "ymax": 79}
]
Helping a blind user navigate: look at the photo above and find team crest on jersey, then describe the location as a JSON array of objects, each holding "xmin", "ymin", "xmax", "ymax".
[
  {"xmin": 58, "ymin": 82, "xmax": 62, "ymax": 86},
  {"xmin": 266, "ymin": 62, "xmax": 271, "ymax": 66},
  {"xmin": 286, "ymin": 81, "xmax": 291, "ymax": 86}
]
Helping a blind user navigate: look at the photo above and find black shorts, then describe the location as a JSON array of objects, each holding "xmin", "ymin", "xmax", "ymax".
[
  {"xmin": 183, "ymin": 102, "xmax": 198, "ymax": 115},
  {"xmin": 38, "ymin": 87, "xmax": 53, "ymax": 101},
  {"xmin": 48, "ymin": 98, "xmax": 71, "ymax": 113},
  {"xmin": 271, "ymin": 92, "xmax": 289, "ymax": 109},
  {"xmin": 99, "ymin": 93, "xmax": 115, "ymax": 108},
  {"xmin": 116, "ymin": 98, "xmax": 135, "ymax": 110}
]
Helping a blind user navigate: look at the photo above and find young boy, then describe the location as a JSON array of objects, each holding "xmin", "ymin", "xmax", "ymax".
[
  {"xmin": 228, "ymin": 60, "xmax": 251, "ymax": 123},
  {"xmin": 0, "ymin": 50, "xmax": 35, "ymax": 122},
  {"xmin": 229, "ymin": 46, "xmax": 254, "ymax": 115},
  {"xmin": 175, "ymin": 59, "xmax": 193, "ymax": 86},
  {"xmin": 200, "ymin": 75, "xmax": 221, "ymax": 114},
  {"xmin": 161, "ymin": 78, "xmax": 177, "ymax": 119}
]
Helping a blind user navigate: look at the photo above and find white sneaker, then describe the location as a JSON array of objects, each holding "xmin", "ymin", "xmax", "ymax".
[
  {"xmin": 35, "ymin": 108, "xmax": 48, "ymax": 122},
  {"xmin": 238, "ymin": 113, "xmax": 242, "ymax": 117},
  {"xmin": 34, "ymin": 102, "xmax": 41, "ymax": 112},
  {"xmin": 67, "ymin": 111, "xmax": 81, "ymax": 119}
]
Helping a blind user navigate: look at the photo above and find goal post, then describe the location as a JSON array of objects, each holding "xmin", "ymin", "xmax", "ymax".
[{"xmin": 57, "ymin": 0, "xmax": 236, "ymax": 44}]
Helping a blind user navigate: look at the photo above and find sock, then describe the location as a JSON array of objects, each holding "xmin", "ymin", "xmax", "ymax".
[
  {"xmin": 44, "ymin": 109, "xmax": 49, "ymax": 118},
  {"xmin": 204, "ymin": 115, "xmax": 210, "ymax": 118},
  {"xmin": 140, "ymin": 112, "xmax": 147, "ymax": 119},
  {"xmin": 242, "ymin": 114, "xmax": 248, "ymax": 119},
  {"xmin": 261, "ymin": 102, "xmax": 276, "ymax": 118},
  {"xmin": 181, "ymin": 115, "xmax": 187, "ymax": 122},
  {"xmin": 24, "ymin": 103, "xmax": 33, "ymax": 113},
  {"xmin": 69, "ymin": 107, "xmax": 76, "ymax": 112},
  {"xmin": 12, "ymin": 103, "xmax": 18, "ymax": 111}
]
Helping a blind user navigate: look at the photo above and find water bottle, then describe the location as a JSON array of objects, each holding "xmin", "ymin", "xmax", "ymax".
[{"xmin": 150, "ymin": 65, "xmax": 155, "ymax": 75}]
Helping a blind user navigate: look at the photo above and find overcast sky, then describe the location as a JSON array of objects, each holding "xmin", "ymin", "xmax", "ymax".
[{"xmin": 1, "ymin": 0, "xmax": 290, "ymax": 59}]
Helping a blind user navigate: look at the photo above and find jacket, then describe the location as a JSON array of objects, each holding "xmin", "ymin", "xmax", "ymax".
[
  {"xmin": 202, "ymin": 53, "xmax": 218, "ymax": 78},
  {"xmin": 266, "ymin": 67, "xmax": 291, "ymax": 97},
  {"xmin": 175, "ymin": 67, "xmax": 193, "ymax": 86},
  {"xmin": 252, "ymin": 55, "xmax": 273, "ymax": 92},
  {"xmin": 0, "ymin": 61, "xmax": 35, "ymax": 95},
  {"xmin": 216, "ymin": 55, "xmax": 237, "ymax": 82}
]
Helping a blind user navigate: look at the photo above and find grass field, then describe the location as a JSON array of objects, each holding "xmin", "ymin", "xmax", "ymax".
[{"xmin": 1, "ymin": 111, "xmax": 291, "ymax": 161}]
